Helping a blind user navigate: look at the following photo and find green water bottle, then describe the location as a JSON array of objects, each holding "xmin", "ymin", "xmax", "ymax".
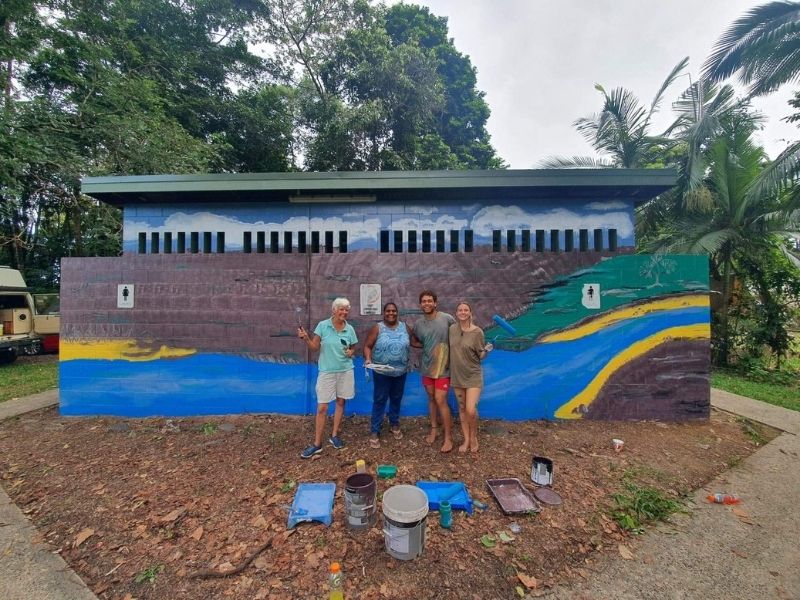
[
  {"xmin": 329, "ymin": 562, "xmax": 344, "ymax": 600},
  {"xmin": 439, "ymin": 501, "xmax": 452, "ymax": 529}
]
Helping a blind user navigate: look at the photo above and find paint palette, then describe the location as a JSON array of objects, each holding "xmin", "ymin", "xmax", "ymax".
[{"xmin": 286, "ymin": 482, "xmax": 336, "ymax": 529}]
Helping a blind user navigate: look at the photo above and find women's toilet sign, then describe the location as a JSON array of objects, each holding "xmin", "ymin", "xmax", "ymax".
[
  {"xmin": 581, "ymin": 284, "xmax": 600, "ymax": 309},
  {"xmin": 117, "ymin": 284, "xmax": 135, "ymax": 308}
]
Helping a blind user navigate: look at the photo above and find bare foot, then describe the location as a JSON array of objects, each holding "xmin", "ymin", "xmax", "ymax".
[
  {"xmin": 458, "ymin": 442, "xmax": 469, "ymax": 453},
  {"xmin": 440, "ymin": 439, "xmax": 453, "ymax": 453},
  {"xmin": 425, "ymin": 428, "xmax": 438, "ymax": 445},
  {"xmin": 470, "ymin": 439, "xmax": 479, "ymax": 453}
]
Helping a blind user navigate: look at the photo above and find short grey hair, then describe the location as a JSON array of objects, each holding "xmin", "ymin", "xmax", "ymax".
[{"xmin": 331, "ymin": 297, "xmax": 351, "ymax": 311}]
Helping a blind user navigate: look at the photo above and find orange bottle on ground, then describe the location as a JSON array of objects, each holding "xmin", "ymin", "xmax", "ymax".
[{"xmin": 706, "ymin": 493, "xmax": 741, "ymax": 504}]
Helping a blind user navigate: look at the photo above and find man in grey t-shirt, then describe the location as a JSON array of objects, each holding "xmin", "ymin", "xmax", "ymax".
[{"xmin": 411, "ymin": 289, "xmax": 455, "ymax": 453}]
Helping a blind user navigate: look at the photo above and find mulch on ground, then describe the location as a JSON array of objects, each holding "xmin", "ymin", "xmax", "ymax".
[{"xmin": 0, "ymin": 406, "xmax": 774, "ymax": 600}]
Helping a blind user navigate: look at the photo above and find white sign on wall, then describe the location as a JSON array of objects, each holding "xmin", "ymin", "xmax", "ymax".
[
  {"xmin": 360, "ymin": 284, "xmax": 382, "ymax": 315},
  {"xmin": 581, "ymin": 283, "xmax": 600, "ymax": 310},
  {"xmin": 117, "ymin": 284, "xmax": 135, "ymax": 309}
]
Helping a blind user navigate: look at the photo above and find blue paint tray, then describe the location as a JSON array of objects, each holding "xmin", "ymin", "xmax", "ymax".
[
  {"xmin": 287, "ymin": 482, "xmax": 336, "ymax": 529},
  {"xmin": 415, "ymin": 481, "xmax": 473, "ymax": 515}
]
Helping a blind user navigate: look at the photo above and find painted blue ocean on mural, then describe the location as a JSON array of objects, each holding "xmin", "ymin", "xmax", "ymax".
[{"xmin": 60, "ymin": 305, "xmax": 707, "ymax": 418}]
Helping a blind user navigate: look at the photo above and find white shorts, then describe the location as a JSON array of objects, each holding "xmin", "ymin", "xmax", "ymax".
[{"xmin": 315, "ymin": 370, "xmax": 355, "ymax": 403}]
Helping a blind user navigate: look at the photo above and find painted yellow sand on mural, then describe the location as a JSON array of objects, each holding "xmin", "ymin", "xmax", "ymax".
[
  {"xmin": 554, "ymin": 323, "xmax": 710, "ymax": 419},
  {"xmin": 61, "ymin": 340, "xmax": 196, "ymax": 362},
  {"xmin": 540, "ymin": 294, "xmax": 709, "ymax": 343}
]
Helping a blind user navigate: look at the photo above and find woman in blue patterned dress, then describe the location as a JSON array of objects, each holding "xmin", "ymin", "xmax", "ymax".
[{"xmin": 363, "ymin": 302, "xmax": 412, "ymax": 449}]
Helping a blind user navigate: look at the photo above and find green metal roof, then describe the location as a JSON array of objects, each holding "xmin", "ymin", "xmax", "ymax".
[{"xmin": 82, "ymin": 169, "xmax": 676, "ymax": 207}]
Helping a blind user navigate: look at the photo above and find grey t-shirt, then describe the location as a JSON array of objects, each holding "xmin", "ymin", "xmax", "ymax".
[{"xmin": 413, "ymin": 312, "xmax": 455, "ymax": 378}]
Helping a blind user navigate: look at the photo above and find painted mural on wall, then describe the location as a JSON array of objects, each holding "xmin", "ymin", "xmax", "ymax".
[
  {"xmin": 60, "ymin": 201, "xmax": 710, "ymax": 421},
  {"xmin": 121, "ymin": 198, "xmax": 636, "ymax": 253}
]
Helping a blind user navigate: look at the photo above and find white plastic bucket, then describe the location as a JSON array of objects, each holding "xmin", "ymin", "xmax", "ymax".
[{"xmin": 381, "ymin": 485, "xmax": 428, "ymax": 560}]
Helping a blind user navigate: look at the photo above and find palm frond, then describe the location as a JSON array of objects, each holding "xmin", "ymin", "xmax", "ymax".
[
  {"xmin": 703, "ymin": 1, "xmax": 800, "ymax": 95},
  {"xmin": 646, "ymin": 57, "xmax": 689, "ymax": 125},
  {"xmin": 746, "ymin": 139, "xmax": 800, "ymax": 200},
  {"xmin": 537, "ymin": 156, "xmax": 616, "ymax": 169}
]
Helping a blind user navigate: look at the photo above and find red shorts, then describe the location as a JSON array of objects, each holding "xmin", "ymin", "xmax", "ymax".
[{"xmin": 422, "ymin": 376, "xmax": 450, "ymax": 392}]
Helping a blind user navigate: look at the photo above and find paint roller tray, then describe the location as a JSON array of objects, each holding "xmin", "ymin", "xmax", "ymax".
[
  {"xmin": 415, "ymin": 481, "xmax": 473, "ymax": 514},
  {"xmin": 486, "ymin": 478, "xmax": 542, "ymax": 515},
  {"xmin": 286, "ymin": 482, "xmax": 336, "ymax": 529}
]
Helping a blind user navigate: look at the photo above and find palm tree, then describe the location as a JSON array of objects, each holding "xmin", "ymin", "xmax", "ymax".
[
  {"xmin": 702, "ymin": 1, "xmax": 800, "ymax": 253},
  {"xmin": 654, "ymin": 108, "xmax": 791, "ymax": 365},
  {"xmin": 539, "ymin": 58, "xmax": 689, "ymax": 168}
]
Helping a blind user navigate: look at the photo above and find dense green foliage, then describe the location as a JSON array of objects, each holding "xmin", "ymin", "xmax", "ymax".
[{"xmin": 0, "ymin": 0, "xmax": 502, "ymax": 287}]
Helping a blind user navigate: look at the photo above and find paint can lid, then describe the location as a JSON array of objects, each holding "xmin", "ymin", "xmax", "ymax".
[{"xmin": 533, "ymin": 487, "xmax": 562, "ymax": 506}]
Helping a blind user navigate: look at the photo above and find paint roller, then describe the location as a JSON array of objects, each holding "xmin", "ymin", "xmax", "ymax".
[{"xmin": 492, "ymin": 314, "xmax": 517, "ymax": 337}]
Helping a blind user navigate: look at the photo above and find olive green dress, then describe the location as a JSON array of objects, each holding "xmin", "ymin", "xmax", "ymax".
[{"xmin": 448, "ymin": 323, "xmax": 485, "ymax": 389}]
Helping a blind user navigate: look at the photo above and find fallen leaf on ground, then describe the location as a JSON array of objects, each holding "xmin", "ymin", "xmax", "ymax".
[
  {"xmin": 618, "ymin": 544, "xmax": 634, "ymax": 560},
  {"xmin": 731, "ymin": 549, "xmax": 749, "ymax": 559},
  {"xmin": 190, "ymin": 526, "xmax": 203, "ymax": 541},
  {"xmin": 159, "ymin": 507, "xmax": 186, "ymax": 523},
  {"xmin": 731, "ymin": 507, "xmax": 754, "ymax": 525},
  {"xmin": 517, "ymin": 572, "xmax": 538, "ymax": 589},
  {"xmin": 480, "ymin": 534, "xmax": 496, "ymax": 548},
  {"xmin": 73, "ymin": 528, "xmax": 94, "ymax": 548}
]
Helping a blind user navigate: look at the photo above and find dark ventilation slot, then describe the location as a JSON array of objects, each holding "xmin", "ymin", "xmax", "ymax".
[
  {"xmin": 564, "ymin": 230, "xmax": 574, "ymax": 252},
  {"xmin": 311, "ymin": 231, "xmax": 320, "ymax": 253},
  {"xmin": 608, "ymin": 229, "xmax": 618, "ymax": 251},
  {"xmin": 243, "ymin": 232, "xmax": 252, "ymax": 253},
  {"xmin": 521, "ymin": 229, "xmax": 531, "ymax": 252},
  {"xmin": 177, "ymin": 232, "xmax": 186, "ymax": 254},
  {"xmin": 578, "ymin": 229, "xmax": 588, "ymax": 251},
  {"xmin": 217, "ymin": 232, "xmax": 225, "ymax": 253},
  {"xmin": 435, "ymin": 230, "xmax": 445, "ymax": 252},
  {"xmin": 594, "ymin": 228, "xmax": 603, "ymax": 251},
  {"xmin": 150, "ymin": 232, "xmax": 160, "ymax": 254},
  {"xmin": 203, "ymin": 232, "xmax": 212, "ymax": 253},
  {"xmin": 422, "ymin": 230, "xmax": 431, "ymax": 252},
  {"xmin": 164, "ymin": 232, "xmax": 172, "ymax": 254},
  {"xmin": 507, "ymin": 230, "xmax": 517, "ymax": 252},
  {"xmin": 393, "ymin": 230, "xmax": 403, "ymax": 253},
  {"xmin": 270, "ymin": 232, "xmax": 279, "ymax": 253},
  {"xmin": 298, "ymin": 231, "xmax": 307, "ymax": 253},
  {"xmin": 325, "ymin": 231, "xmax": 334, "ymax": 253},
  {"xmin": 338, "ymin": 231, "xmax": 347, "ymax": 253},
  {"xmin": 190, "ymin": 232, "xmax": 199, "ymax": 254},
  {"xmin": 450, "ymin": 230, "xmax": 459, "ymax": 252},
  {"xmin": 535, "ymin": 230, "xmax": 545, "ymax": 252},
  {"xmin": 138, "ymin": 233, "xmax": 147, "ymax": 254},
  {"xmin": 380, "ymin": 230, "xmax": 390, "ymax": 253},
  {"xmin": 256, "ymin": 231, "xmax": 266, "ymax": 253},
  {"xmin": 464, "ymin": 230, "xmax": 474, "ymax": 252},
  {"xmin": 492, "ymin": 230, "xmax": 501, "ymax": 252},
  {"xmin": 550, "ymin": 230, "xmax": 560, "ymax": 252},
  {"xmin": 408, "ymin": 230, "xmax": 417, "ymax": 253},
  {"xmin": 284, "ymin": 231, "xmax": 292, "ymax": 253}
]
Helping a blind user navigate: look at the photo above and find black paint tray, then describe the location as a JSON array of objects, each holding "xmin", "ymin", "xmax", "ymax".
[{"xmin": 486, "ymin": 478, "xmax": 541, "ymax": 515}]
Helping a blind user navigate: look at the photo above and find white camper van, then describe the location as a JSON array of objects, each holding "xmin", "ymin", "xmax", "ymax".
[{"xmin": 0, "ymin": 266, "xmax": 60, "ymax": 364}]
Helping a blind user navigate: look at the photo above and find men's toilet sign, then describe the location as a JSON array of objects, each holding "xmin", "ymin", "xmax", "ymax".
[
  {"xmin": 117, "ymin": 284, "xmax": 134, "ymax": 308},
  {"xmin": 581, "ymin": 283, "xmax": 600, "ymax": 309}
]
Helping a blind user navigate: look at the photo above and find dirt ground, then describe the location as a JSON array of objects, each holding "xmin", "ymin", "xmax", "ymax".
[{"xmin": 0, "ymin": 403, "xmax": 774, "ymax": 600}]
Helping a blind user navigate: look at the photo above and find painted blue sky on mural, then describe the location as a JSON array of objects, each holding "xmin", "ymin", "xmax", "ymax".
[{"xmin": 122, "ymin": 199, "xmax": 635, "ymax": 252}]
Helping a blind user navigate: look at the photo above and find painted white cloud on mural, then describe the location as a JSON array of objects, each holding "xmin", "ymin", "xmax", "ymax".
[
  {"xmin": 586, "ymin": 201, "xmax": 628, "ymax": 211},
  {"xmin": 124, "ymin": 212, "xmax": 382, "ymax": 243},
  {"xmin": 391, "ymin": 215, "xmax": 468, "ymax": 231},
  {"xmin": 470, "ymin": 205, "xmax": 633, "ymax": 238},
  {"xmin": 403, "ymin": 205, "xmax": 439, "ymax": 216}
]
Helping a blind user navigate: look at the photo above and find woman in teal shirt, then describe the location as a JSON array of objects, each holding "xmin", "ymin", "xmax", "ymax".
[{"xmin": 297, "ymin": 297, "xmax": 358, "ymax": 459}]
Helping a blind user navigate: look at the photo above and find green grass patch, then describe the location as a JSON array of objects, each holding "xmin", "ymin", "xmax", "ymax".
[
  {"xmin": 712, "ymin": 369, "xmax": 800, "ymax": 412},
  {"xmin": 0, "ymin": 360, "xmax": 58, "ymax": 403},
  {"xmin": 611, "ymin": 480, "xmax": 684, "ymax": 534}
]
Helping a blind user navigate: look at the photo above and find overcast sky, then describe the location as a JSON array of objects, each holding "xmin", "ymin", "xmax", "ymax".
[{"xmin": 413, "ymin": 0, "xmax": 797, "ymax": 168}]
